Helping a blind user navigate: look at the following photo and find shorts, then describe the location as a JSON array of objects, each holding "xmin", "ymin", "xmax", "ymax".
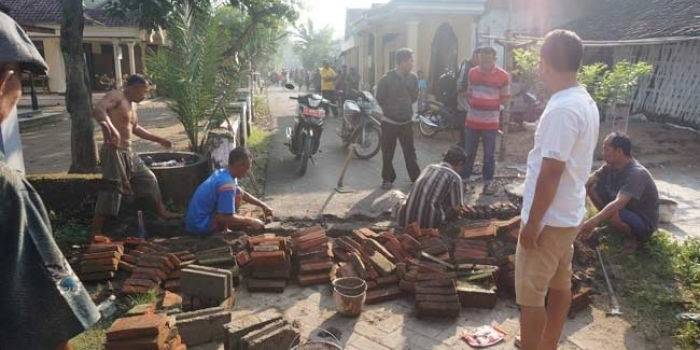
[
  {"xmin": 515, "ymin": 225, "xmax": 579, "ymax": 307},
  {"xmin": 619, "ymin": 209, "xmax": 654, "ymax": 241},
  {"xmin": 95, "ymin": 145, "xmax": 160, "ymax": 216}
]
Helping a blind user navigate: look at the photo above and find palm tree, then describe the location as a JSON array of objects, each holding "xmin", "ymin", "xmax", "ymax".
[
  {"xmin": 147, "ymin": 2, "xmax": 232, "ymax": 153},
  {"xmin": 293, "ymin": 19, "xmax": 340, "ymax": 70}
]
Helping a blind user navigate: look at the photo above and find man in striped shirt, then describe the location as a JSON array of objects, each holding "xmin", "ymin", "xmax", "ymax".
[
  {"xmin": 463, "ymin": 47, "xmax": 511, "ymax": 194},
  {"xmin": 397, "ymin": 146, "xmax": 468, "ymax": 228}
]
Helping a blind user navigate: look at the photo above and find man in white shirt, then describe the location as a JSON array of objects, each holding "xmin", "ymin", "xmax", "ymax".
[{"xmin": 516, "ymin": 30, "xmax": 599, "ymax": 350}]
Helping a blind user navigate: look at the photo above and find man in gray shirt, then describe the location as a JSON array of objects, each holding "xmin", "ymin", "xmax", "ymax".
[
  {"xmin": 376, "ymin": 48, "xmax": 420, "ymax": 189},
  {"xmin": 581, "ymin": 132, "xmax": 659, "ymax": 251},
  {"xmin": 0, "ymin": 11, "xmax": 100, "ymax": 350}
]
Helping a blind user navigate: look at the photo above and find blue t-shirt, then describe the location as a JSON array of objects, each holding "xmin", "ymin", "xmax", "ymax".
[{"xmin": 185, "ymin": 169, "xmax": 239, "ymax": 234}]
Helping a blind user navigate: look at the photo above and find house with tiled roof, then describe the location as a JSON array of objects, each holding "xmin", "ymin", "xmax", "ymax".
[
  {"xmin": 0, "ymin": 0, "xmax": 166, "ymax": 93},
  {"xmin": 560, "ymin": 0, "xmax": 700, "ymax": 127}
]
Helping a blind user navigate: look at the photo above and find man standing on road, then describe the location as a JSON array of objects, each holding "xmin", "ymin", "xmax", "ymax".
[
  {"xmin": 0, "ymin": 11, "xmax": 100, "ymax": 349},
  {"xmin": 376, "ymin": 48, "xmax": 421, "ymax": 190},
  {"xmin": 91, "ymin": 74, "xmax": 179, "ymax": 238},
  {"xmin": 463, "ymin": 47, "xmax": 511, "ymax": 194},
  {"xmin": 580, "ymin": 133, "xmax": 659, "ymax": 252},
  {"xmin": 516, "ymin": 30, "xmax": 599, "ymax": 350},
  {"xmin": 319, "ymin": 60, "xmax": 337, "ymax": 116},
  {"xmin": 186, "ymin": 147, "xmax": 274, "ymax": 234}
]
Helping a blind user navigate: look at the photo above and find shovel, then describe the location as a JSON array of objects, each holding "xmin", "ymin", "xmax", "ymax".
[
  {"xmin": 596, "ymin": 247, "xmax": 622, "ymax": 316},
  {"xmin": 334, "ymin": 144, "xmax": 357, "ymax": 193}
]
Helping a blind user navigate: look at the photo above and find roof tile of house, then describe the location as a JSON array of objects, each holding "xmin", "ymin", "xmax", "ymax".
[{"xmin": 0, "ymin": 0, "xmax": 138, "ymax": 27}]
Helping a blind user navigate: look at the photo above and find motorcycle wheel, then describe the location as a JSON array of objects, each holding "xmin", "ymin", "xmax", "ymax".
[
  {"xmin": 419, "ymin": 119, "xmax": 439, "ymax": 138},
  {"xmin": 352, "ymin": 124, "xmax": 381, "ymax": 159},
  {"xmin": 297, "ymin": 135, "xmax": 312, "ymax": 176}
]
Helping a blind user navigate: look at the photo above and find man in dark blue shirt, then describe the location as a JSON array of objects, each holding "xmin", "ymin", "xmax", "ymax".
[{"xmin": 186, "ymin": 147, "xmax": 273, "ymax": 234}]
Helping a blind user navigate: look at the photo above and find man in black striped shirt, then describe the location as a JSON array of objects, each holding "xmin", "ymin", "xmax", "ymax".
[{"xmin": 397, "ymin": 146, "xmax": 468, "ymax": 228}]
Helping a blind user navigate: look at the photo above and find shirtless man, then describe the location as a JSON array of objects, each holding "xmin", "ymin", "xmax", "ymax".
[{"xmin": 91, "ymin": 74, "xmax": 178, "ymax": 237}]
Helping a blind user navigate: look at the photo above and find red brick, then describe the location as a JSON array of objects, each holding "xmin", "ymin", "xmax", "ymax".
[
  {"xmin": 569, "ymin": 287, "xmax": 592, "ymax": 317},
  {"xmin": 367, "ymin": 251, "xmax": 395, "ymax": 276},
  {"xmin": 366, "ymin": 238, "xmax": 396, "ymax": 263},
  {"xmin": 460, "ymin": 223, "xmax": 497, "ymax": 239},
  {"xmin": 420, "ymin": 228, "xmax": 440, "ymax": 238},
  {"xmin": 292, "ymin": 226, "xmax": 325, "ymax": 241},
  {"xmin": 118, "ymin": 260, "xmax": 136, "ymax": 273},
  {"xmin": 122, "ymin": 254, "xmax": 139, "ymax": 265},
  {"xmin": 250, "ymin": 251, "xmax": 286, "ymax": 267},
  {"xmin": 248, "ymin": 234, "xmax": 286, "ymax": 250},
  {"xmin": 106, "ymin": 313, "xmax": 168, "ymax": 341},
  {"xmin": 398, "ymin": 279, "xmax": 416, "ymax": 293},
  {"xmin": 337, "ymin": 236, "xmax": 365, "ymax": 255},
  {"xmin": 161, "ymin": 291, "xmax": 182, "ymax": 310},
  {"xmin": 134, "ymin": 266, "xmax": 169, "ymax": 281},
  {"xmin": 398, "ymin": 234, "xmax": 421, "ymax": 256},
  {"xmin": 298, "ymin": 260, "xmax": 334, "ymax": 274},
  {"xmin": 332, "ymin": 247, "xmax": 350, "ymax": 262},
  {"xmin": 295, "ymin": 236, "xmax": 328, "ymax": 252},
  {"xmin": 82, "ymin": 250, "xmax": 122, "ymax": 260},
  {"xmin": 415, "ymin": 301, "xmax": 460, "ymax": 318},
  {"xmin": 92, "ymin": 235, "xmax": 112, "ymax": 243},
  {"xmin": 365, "ymin": 286, "xmax": 402, "ymax": 304},
  {"xmin": 336, "ymin": 263, "xmax": 358, "ymax": 278},
  {"xmin": 404, "ymin": 222, "xmax": 421, "ymax": 239},
  {"xmin": 86, "ymin": 243, "xmax": 124, "ymax": 254},
  {"xmin": 124, "ymin": 278, "xmax": 159, "ymax": 288},
  {"xmin": 415, "ymin": 278, "xmax": 454, "ymax": 288},
  {"xmin": 236, "ymin": 250, "xmax": 252, "ymax": 267},
  {"xmin": 415, "ymin": 285, "xmax": 457, "ymax": 295},
  {"xmin": 376, "ymin": 274, "xmax": 399, "ymax": 286},
  {"xmin": 297, "ymin": 272, "xmax": 330, "ymax": 286},
  {"xmin": 296, "ymin": 242, "xmax": 333, "ymax": 260},
  {"xmin": 122, "ymin": 284, "xmax": 156, "ymax": 294},
  {"xmin": 137, "ymin": 255, "xmax": 172, "ymax": 271},
  {"xmin": 165, "ymin": 279, "xmax": 180, "ymax": 292},
  {"xmin": 366, "ymin": 280, "xmax": 378, "ymax": 290}
]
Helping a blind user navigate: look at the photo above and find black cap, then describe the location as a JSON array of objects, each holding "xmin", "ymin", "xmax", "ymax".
[{"xmin": 0, "ymin": 12, "xmax": 48, "ymax": 74}]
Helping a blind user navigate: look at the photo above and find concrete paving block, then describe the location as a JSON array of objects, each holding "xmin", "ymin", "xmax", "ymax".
[
  {"xmin": 176, "ymin": 308, "xmax": 232, "ymax": 346},
  {"xmin": 223, "ymin": 311, "xmax": 283, "ymax": 350},
  {"xmin": 181, "ymin": 266, "xmax": 232, "ymax": 302}
]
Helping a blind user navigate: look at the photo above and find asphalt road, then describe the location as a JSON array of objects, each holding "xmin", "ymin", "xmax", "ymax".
[{"xmin": 263, "ymin": 87, "xmax": 457, "ymax": 221}]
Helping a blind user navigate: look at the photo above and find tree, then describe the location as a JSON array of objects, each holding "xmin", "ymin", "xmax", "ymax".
[
  {"xmin": 61, "ymin": 0, "xmax": 98, "ymax": 173},
  {"xmin": 293, "ymin": 20, "xmax": 340, "ymax": 70}
]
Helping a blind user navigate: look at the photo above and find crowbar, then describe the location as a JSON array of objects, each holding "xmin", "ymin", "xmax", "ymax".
[{"xmin": 596, "ymin": 247, "xmax": 623, "ymax": 316}]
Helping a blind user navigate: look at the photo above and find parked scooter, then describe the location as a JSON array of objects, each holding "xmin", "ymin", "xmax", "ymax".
[
  {"xmin": 340, "ymin": 90, "xmax": 382, "ymax": 159},
  {"xmin": 510, "ymin": 90, "xmax": 544, "ymax": 124},
  {"xmin": 285, "ymin": 83, "xmax": 334, "ymax": 176},
  {"xmin": 416, "ymin": 99, "xmax": 460, "ymax": 138}
]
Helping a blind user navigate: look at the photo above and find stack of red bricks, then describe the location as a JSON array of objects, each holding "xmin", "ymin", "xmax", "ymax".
[
  {"xmin": 333, "ymin": 228, "xmax": 401, "ymax": 304},
  {"xmin": 397, "ymin": 257, "xmax": 456, "ymax": 294},
  {"xmin": 80, "ymin": 237, "xmax": 124, "ymax": 282},
  {"xmin": 291, "ymin": 226, "xmax": 335, "ymax": 286},
  {"xmin": 453, "ymin": 223, "xmax": 496, "ymax": 265},
  {"xmin": 404, "ymin": 223, "xmax": 450, "ymax": 261},
  {"xmin": 245, "ymin": 234, "xmax": 291, "ymax": 293},
  {"xmin": 122, "ymin": 242, "xmax": 182, "ymax": 294},
  {"xmin": 105, "ymin": 311, "xmax": 185, "ymax": 350},
  {"xmin": 414, "ymin": 275, "xmax": 460, "ymax": 318}
]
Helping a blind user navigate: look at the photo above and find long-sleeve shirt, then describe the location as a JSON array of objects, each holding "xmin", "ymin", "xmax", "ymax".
[{"xmin": 376, "ymin": 69, "xmax": 418, "ymax": 124}]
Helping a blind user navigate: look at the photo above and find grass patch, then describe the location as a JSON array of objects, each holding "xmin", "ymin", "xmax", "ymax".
[
  {"xmin": 599, "ymin": 230, "xmax": 700, "ymax": 348},
  {"xmin": 69, "ymin": 289, "xmax": 159, "ymax": 349}
]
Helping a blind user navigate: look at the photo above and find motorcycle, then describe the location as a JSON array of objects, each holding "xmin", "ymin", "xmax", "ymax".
[
  {"xmin": 510, "ymin": 90, "xmax": 544, "ymax": 124},
  {"xmin": 285, "ymin": 84, "xmax": 334, "ymax": 176},
  {"xmin": 340, "ymin": 90, "xmax": 382, "ymax": 159},
  {"xmin": 416, "ymin": 99, "xmax": 460, "ymax": 138}
]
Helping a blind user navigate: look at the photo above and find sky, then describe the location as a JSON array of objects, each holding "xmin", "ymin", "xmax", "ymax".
[{"xmin": 298, "ymin": 0, "xmax": 390, "ymax": 39}]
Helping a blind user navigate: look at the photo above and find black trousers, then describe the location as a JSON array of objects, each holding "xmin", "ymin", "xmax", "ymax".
[
  {"xmin": 321, "ymin": 90, "xmax": 337, "ymax": 116},
  {"xmin": 381, "ymin": 122, "xmax": 421, "ymax": 183}
]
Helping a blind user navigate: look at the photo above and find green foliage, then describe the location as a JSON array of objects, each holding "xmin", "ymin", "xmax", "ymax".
[
  {"xmin": 601, "ymin": 230, "xmax": 700, "ymax": 348},
  {"xmin": 105, "ymin": 0, "xmax": 211, "ymax": 31},
  {"xmin": 595, "ymin": 60, "xmax": 652, "ymax": 105},
  {"xmin": 147, "ymin": 2, "xmax": 230, "ymax": 153},
  {"xmin": 293, "ymin": 19, "xmax": 341, "ymax": 70},
  {"xmin": 53, "ymin": 223, "xmax": 90, "ymax": 251},
  {"xmin": 512, "ymin": 48, "xmax": 539, "ymax": 89},
  {"xmin": 577, "ymin": 62, "xmax": 607, "ymax": 100}
]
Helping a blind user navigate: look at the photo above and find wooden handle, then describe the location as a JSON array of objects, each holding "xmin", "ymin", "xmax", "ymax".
[{"xmin": 336, "ymin": 144, "xmax": 355, "ymax": 188}]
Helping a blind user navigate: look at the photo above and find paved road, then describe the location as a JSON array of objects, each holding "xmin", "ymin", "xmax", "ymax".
[{"xmin": 264, "ymin": 87, "xmax": 464, "ymax": 221}]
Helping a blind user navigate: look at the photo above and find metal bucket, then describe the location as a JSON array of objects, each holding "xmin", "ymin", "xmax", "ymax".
[
  {"xmin": 332, "ymin": 277, "xmax": 367, "ymax": 317},
  {"xmin": 659, "ymin": 198, "xmax": 678, "ymax": 224}
]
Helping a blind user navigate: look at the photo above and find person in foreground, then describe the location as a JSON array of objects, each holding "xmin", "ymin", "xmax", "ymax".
[
  {"xmin": 0, "ymin": 11, "xmax": 100, "ymax": 349},
  {"xmin": 186, "ymin": 147, "xmax": 274, "ymax": 235},
  {"xmin": 396, "ymin": 146, "xmax": 468, "ymax": 229},
  {"xmin": 376, "ymin": 48, "xmax": 421, "ymax": 190},
  {"xmin": 91, "ymin": 74, "xmax": 178, "ymax": 238},
  {"xmin": 580, "ymin": 133, "xmax": 659, "ymax": 251},
  {"xmin": 516, "ymin": 30, "xmax": 599, "ymax": 350}
]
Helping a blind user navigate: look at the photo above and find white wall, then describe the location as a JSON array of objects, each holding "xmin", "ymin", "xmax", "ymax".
[{"xmin": 42, "ymin": 38, "xmax": 67, "ymax": 93}]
